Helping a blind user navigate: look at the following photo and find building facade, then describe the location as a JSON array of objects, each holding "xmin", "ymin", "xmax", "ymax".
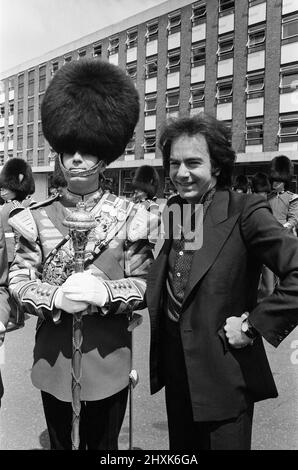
[{"xmin": 0, "ymin": 0, "xmax": 298, "ymax": 200}]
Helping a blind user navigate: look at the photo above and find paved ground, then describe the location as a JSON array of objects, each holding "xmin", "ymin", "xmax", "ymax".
[{"xmin": 0, "ymin": 309, "xmax": 297, "ymax": 450}]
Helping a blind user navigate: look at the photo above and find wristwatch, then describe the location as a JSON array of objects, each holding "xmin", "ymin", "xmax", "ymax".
[{"xmin": 241, "ymin": 318, "xmax": 257, "ymax": 340}]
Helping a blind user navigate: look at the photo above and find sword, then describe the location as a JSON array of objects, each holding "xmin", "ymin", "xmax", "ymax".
[{"xmin": 63, "ymin": 201, "xmax": 97, "ymax": 450}]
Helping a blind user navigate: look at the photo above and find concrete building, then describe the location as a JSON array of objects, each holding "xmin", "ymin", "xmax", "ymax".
[{"xmin": 0, "ymin": 0, "xmax": 298, "ymax": 200}]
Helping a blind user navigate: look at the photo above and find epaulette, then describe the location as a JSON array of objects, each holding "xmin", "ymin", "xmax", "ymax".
[
  {"xmin": 28, "ymin": 194, "xmax": 59, "ymax": 210},
  {"xmin": 7, "ymin": 196, "xmax": 58, "ymax": 243}
]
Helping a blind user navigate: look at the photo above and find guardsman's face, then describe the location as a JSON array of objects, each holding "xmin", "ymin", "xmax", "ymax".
[
  {"xmin": 0, "ymin": 188, "xmax": 17, "ymax": 201},
  {"xmin": 62, "ymin": 152, "xmax": 100, "ymax": 174}
]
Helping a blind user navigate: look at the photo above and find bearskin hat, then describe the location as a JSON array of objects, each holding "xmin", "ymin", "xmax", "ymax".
[
  {"xmin": 132, "ymin": 165, "xmax": 160, "ymax": 199},
  {"xmin": 41, "ymin": 59, "xmax": 140, "ymax": 164},
  {"xmin": 233, "ymin": 174, "xmax": 249, "ymax": 193},
  {"xmin": 270, "ymin": 155, "xmax": 294, "ymax": 188},
  {"xmin": 0, "ymin": 158, "xmax": 35, "ymax": 200},
  {"xmin": 251, "ymin": 172, "xmax": 271, "ymax": 194}
]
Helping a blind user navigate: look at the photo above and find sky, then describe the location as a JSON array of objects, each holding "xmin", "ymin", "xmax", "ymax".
[{"xmin": 0, "ymin": 0, "xmax": 167, "ymax": 73}]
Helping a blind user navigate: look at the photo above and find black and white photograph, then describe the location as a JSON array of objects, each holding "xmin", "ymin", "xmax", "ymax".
[{"xmin": 0, "ymin": 0, "xmax": 297, "ymax": 454}]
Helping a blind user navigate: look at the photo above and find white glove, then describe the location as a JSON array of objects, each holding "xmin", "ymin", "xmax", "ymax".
[
  {"xmin": 62, "ymin": 272, "xmax": 109, "ymax": 307},
  {"xmin": 54, "ymin": 287, "xmax": 89, "ymax": 314}
]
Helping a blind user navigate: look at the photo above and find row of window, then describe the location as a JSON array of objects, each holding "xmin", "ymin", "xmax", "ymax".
[{"xmin": 122, "ymin": 113, "xmax": 298, "ymax": 154}]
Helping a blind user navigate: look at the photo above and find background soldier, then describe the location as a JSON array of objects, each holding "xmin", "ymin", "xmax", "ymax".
[
  {"xmin": 0, "ymin": 158, "xmax": 35, "ymax": 331},
  {"xmin": 8, "ymin": 59, "xmax": 154, "ymax": 450}
]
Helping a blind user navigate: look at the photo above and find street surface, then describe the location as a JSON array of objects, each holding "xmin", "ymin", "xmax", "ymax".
[{"xmin": 0, "ymin": 308, "xmax": 297, "ymax": 450}]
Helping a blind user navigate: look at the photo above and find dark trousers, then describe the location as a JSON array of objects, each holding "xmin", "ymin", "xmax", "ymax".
[
  {"xmin": 163, "ymin": 316, "xmax": 254, "ymax": 451},
  {"xmin": 41, "ymin": 387, "xmax": 128, "ymax": 450}
]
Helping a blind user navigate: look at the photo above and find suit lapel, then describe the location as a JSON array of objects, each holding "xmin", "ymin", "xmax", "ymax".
[
  {"xmin": 147, "ymin": 238, "xmax": 171, "ymax": 313},
  {"xmin": 182, "ymin": 190, "xmax": 240, "ymax": 307}
]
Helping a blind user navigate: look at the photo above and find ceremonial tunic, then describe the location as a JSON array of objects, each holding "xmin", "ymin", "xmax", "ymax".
[
  {"xmin": 8, "ymin": 190, "xmax": 154, "ymax": 402},
  {"xmin": 267, "ymin": 190, "xmax": 298, "ymax": 233}
]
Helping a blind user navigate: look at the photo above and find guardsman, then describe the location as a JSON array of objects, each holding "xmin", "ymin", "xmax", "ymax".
[
  {"xmin": 0, "ymin": 158, "xmax": 35, "ymax": 331},
  {"xmin": 8, "ymin": 59, "xmax": 154, "ymax": 450}
]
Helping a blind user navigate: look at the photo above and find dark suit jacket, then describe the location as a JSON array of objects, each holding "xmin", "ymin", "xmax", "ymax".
[{"xmin": 147, "ymin": 190, "xmax": 298, "ymax": 421}]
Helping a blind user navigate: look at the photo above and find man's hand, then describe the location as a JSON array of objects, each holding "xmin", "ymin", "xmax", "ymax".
[
  {"xmin": 224, "ymin": 313, "xmax": 253, "ymax": 349},
  {"xmin": 54, "ymin": 288, "xmax": 89, "ymax": 314},
  {"xmin": 62, "ymin": 272, "xmax": 109, "ymax": 307}
]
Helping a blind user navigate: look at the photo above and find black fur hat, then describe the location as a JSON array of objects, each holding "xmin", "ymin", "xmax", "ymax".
[
  {"xmin": 132, "ymin": 165, "xmax": 160, "ymax": 199},
  {"xmin": 0, "ymin": 158, "xmax": 35, "ymax": 200},
  {"xmin": 270, "ymin": 155, "xmax": 294, "ymax": 188},
  {"xmin": 41, "ymin": 59, "xmax": 140, "ymax": 164},
  {"xmin": 233, "ymin": 174, "xmax": 249, "ymax": 193},
  {"xmin": 251, "ymin": 172, "xmax": 271, "ymax": 194}
]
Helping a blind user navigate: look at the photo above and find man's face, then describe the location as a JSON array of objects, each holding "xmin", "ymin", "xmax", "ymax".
[
  {"xmin": 169, "ymin": 133, "xmax": 217, "ymax": 203},
  {"xmin": 133, "ymin": 189, "xmax": 147, "ymax": 202},
  {"xmin": 272, "ymin": 181, "xmax": 285, "ymax": 192},
  {"xmin": 62, "ymin": 152, "xmax": 100, "ymax": 176},
  {"xmin": 0, "ymin": 188, "xmax": 17, "ymax": 201}
]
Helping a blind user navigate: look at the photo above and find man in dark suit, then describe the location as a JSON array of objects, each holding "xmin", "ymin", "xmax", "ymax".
[{"xmin": 146, "ymin": 113, "xmax": 298, "ymax": 450}]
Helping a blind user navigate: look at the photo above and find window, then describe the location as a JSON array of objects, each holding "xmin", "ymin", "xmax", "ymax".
[
  {"xmin": 17, "ymin": 126, "xmax": 23, "ymax": 151},
  {"xmin": 108, "ymin": 37, "xmax": 119, "ymax": 55},
  {"xmin": 145, "ymin": 56, "xmax": 158, "ymax": 78},
  {"xmin": 166, "ymin": 89, "xmax": 180, "ymax": 111},
  {"xmin": 93, "ymin": 44, "xmax": 102, "ymax": 58},
  {"xmin": 27, "ymin": 124, "xmax": 34, "ymax": 149},
  {"xmin": 282, "ymin": 16, "xmax": 298, "ymax": 40},
  {"xmin": 280, "ymin": 67, "xmax": 298, "ymax": 91},
  {"xmin": 18, "ymin": 74, "xmax": 24, "ymax": 99},
  {"xmin": 145, "ymin": 93, "xmax": 157, "ymax": 113},
  {"xmin": 166, "ymin": 49, "xmax": 180, "ymax": 72},
  {"xmin": 189, "ymin": 84, "xmax": 205, "ymax": 108},
  {"xmin": 51, "ymin": 62, "xmax": 59, "ymax": 76},
  {"xmin": 27, "ymin": 97, "xmax": 34, "ymax": 123},
  {"xmin": 247, "ymin": 25, "xmax": 266, "ymax": 48},
  {"xmin": 0, "ymin": 154, "xmax": 4, "ymax": 165},
  {"xmin": 216, "ymin": 79, "xmax": 233, "ymax": 101},
  {"xmin": 17, "ymin": 100, "xmax": 23, "ymax": 125},
  {"xmin": 28, "ymin": 70, "xmax": 35, "ymax": 96},
  {"xmin": 219, "ymin": 0, "xmax": 234, "ymax": 13},
  {"xmin": 8, "ymin": 78, "xmax": 14, "ymax": 91},
  {"xmin": 7, "ymin": 128, "xmax": 13, "ymax": 141},
  {"xmin": 9, "ymin": 103, "xmax": 14, "ymax": 115},
  {"xmin": 38, "ymin": 122, "xmax": 44, "ymax": 147},
  {"xmin": 125, "ymin": 136, "xmax": 135, "ymax": 155},
  {"xmin": 146, "ymin": 21, "xmax": 158, "ymax": 41},
  {"xmin": 27, "ymin": 149, "xmax": 34, "ymax": 165},
  {"xmin": 64, "ymin": 56, "xmax": 72, "ymax": 63},
  {"xmin": 39, "ymin": 65, "xmax": 46, "ymax": 93},
  {"xmin": 279, "ymin": 114, "xmax": 298, "ymax": 142},
  {"xmin": 167, "ymin": 11, "xmax": 181, "ymax": 33},
  {"xmin": 38, "ymin": 94, "xmax": 44, "ymax": 120},
  {"xmin": 191, "ymin": 1, "xmax": 206, "ymax": 26},
  {"xmin": 78, "ymin": 50, "xmax": 86, "ymax": 59},
  {"xmin": 0, "ymin": 132, "xmax": 4, "ymax": 142},
  {"xmin": 38, "ymin": 149, "xmax": 45, "ymax": 165},
  {"xmin": 126, "ymin": 62, "xmax": 137, "ymax": 79},
  {"xmin": 0, "ymin": 105, "xmax": 4, "ymax": 118},
  {"xmin": 191, "ymin": 42, "xmax": 206, "ymax": 65},
  {"xmin": 143, "ymin": 131, "xmax": 156, "ymax": 152},
  {"xmin": 217, "ymin": 34, "xmax": 234, "ymax": 56},
  {"xmin": 246, "ymin": 119, "xmax": 263, "ymax": 144},
  {"xmin": 246, "ymin": 73, "xmax": 265, "ymax": 94},
  {"xmin": 126, "ymin": 30, "xmax": 138, "ymax": 49}
]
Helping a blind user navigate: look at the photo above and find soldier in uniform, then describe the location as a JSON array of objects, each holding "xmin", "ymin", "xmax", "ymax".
[
  {"xmin": 260, "ymin": 155, "xmax": 298, "ymax": 298},
  {"xmin": 8, "ymin": 59, "xmax": 154, "ymax": 449},
  {"xmin": 131, "ymin": 165, "xmax": 161, "ymax": 248},
  {"xmin": 0, "ymin": 158, "xmax": 35, "ymax": 331}
]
